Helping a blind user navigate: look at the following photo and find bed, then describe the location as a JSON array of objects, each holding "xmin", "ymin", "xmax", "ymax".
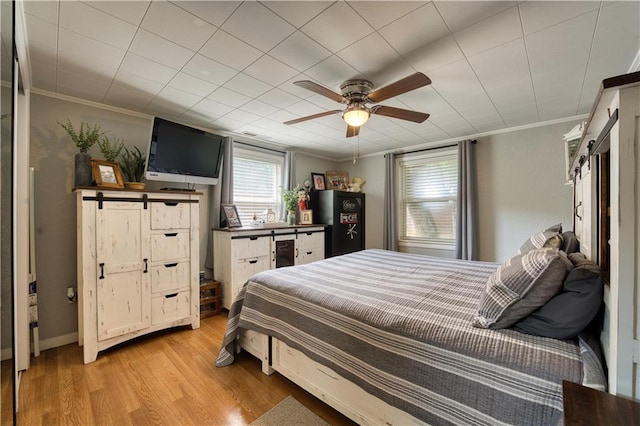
[{"xmin": 216, "ymin": 247, "xmax": 606, "ymax": 425}]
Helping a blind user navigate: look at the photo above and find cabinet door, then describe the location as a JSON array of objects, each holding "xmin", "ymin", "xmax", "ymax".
[{"xmin": 96, "ymin": 201, "xmax": 151, "ymax": 340}]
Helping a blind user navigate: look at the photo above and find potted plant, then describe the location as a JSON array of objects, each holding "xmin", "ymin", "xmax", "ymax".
[
  {"xmin": 118, "ymin": 146, "xmax": 146, "ymax": 190},
  {"xmin": 59, "ymin": 120, "xmax": 102, "ymax": 187},
  {"xmin": 97, "ymin": 134, "xmax": 125, "ymax": 162},
  {"xmin": 281, "ymin": 184, "xmax": 301, "ymax": 225}
]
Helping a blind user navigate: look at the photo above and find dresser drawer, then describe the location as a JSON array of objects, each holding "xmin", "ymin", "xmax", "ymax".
[
  {"xmin": 151, "ymin": 231, "xmax": 190, "ymax": 261},
  {"xmin": 232, "ymin": 236, "xmax": 271, "ymax": 259},
  {"xmin": 297, "ymin": 231, "xmax": 323, "ymax": 250},
  {"xmin": 231, "ymin": 255, "xmax": 271, "ymax": 301},
  {"xmin": 151, "ymin": 291, "xmax": 190, "ymax": 325},
  {"xmin": 151, "ymin": 261, "xmax": 190, "ymax": 294},
  {"xmin": 151, "ymin": 202, "xmax": 191, "ymax": 230}
]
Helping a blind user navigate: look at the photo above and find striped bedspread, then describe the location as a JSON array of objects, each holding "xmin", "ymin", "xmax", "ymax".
[{"xmin": 216, "ymin": 249, "xmax": 605, "ymax": 425}]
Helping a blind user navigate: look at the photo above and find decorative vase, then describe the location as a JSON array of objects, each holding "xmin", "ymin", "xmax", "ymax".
[
  {"xmin": 287, "ymin": 210, "xmax": 296, "ymax": 226},
  {"xmin": 75, "ymin": 152, "xmax": 92, "ymax": 187}
]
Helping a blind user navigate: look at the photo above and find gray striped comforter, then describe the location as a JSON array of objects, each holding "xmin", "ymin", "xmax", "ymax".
[{"xmin": 216, "ymin": 249, "xmax": 605, "ymax": 425}]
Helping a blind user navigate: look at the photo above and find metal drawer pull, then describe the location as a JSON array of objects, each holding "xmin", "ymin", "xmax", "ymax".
[
  {"xmin": 164, "ymin": 202, "xmax": 178, "ymax": 206},
  {"xmin": 99, "ymin": 263, "xmax": 105, "ymax": 279},
  {"xmin": 249, "ymin": 236, "xmax": 258, "ymax": 240},
  {"xmin": 164, "ymin": 263, "xmax": 178, "ymax": 268},
  {"xmin": 164, "ymin": 293, "xmax": 178, "ymax": 298},
  {"xmin": 306, "ymin": 251, "xmax": 312, "ymax": 255},
  {"xmin": 248, "ymin": 259, "xmax": 258, "ymax": 264},
  {"xmin": 164, "ymin": 232, "xmax": 178, "ymax": 237},
  {"xmin": 143, "ymin": 258, "xmax": 148, "ymax": 273}
]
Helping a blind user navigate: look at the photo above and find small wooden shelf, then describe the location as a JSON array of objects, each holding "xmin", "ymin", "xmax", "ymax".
[{"xmin": 200, "ymin": 280, "xmax": 222, "ymax": 318}]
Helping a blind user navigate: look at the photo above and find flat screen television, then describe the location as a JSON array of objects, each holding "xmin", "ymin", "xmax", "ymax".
[{"xmin": 145, "ymin": 117, "xmax": 225, "ymax": 186}]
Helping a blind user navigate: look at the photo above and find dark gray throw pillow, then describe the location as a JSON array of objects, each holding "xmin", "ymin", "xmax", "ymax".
[
  {"xmin": 513, "ymin": 253, "xmax": 603, "ymax": 340},
  {"xmin": 561, "ymin": 231, "xmax": 580, "ymax": 254}
]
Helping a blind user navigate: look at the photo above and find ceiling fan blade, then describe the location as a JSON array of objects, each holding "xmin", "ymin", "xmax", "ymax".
[
  {"xmin": 367, "ymin": 72, "xmax": 432, "ymax": 103},
  {"xmin": 371, "ymin": 105, "xmax": 430, "ymax": 123},
  {"xmin": 346, "ymin": 125, "xmax": 360, "ymax": 138},
  {"xmin": 283, "ymin": 110, "xmax": 342, "ymax": 125},
  {"xmin": 294, "ymin": 80, "xmax": 345, "ymax": 103}
]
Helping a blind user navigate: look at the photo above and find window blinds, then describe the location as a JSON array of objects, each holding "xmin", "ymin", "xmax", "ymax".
[{"xmin": 400, "ymin": 151, "xmax": 458, "ymax": 242}]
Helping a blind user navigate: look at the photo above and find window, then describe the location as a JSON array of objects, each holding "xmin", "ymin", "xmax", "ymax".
[
  {"xmin": 233, "ymin": 144, "xmax": 284, "ymax": 225},
  {"xmin": 397, "ymin": 147, "xmax": 458, "ymax": 248}
]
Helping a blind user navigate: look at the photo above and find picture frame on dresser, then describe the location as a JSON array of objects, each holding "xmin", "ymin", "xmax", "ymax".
[
  {"xmin": 221, "ymin": 204, "xmax": 242, "ymax": 228},
  {"xmin": 91, "ymin": 160, "xmax": 124, "ymax": 188},
  {"xmin": 299, "ymin": 209, "xmax": 313, "ymax": 225}
]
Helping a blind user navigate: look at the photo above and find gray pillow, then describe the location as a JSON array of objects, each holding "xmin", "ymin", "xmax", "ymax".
[
  {"xmin": 561, "ymin": 231, "xmax": 580, "ymax": 254},
  {"xmin": 517, "ymin": 223, "xmax": 563, "ymax": 255},
  {"xmin": 474, "ymin": 248, "xmax": 572, "ymax": 329},
  {"xmin": 513, "ymin": 253, "xmax": 603, "ymax": 339}
]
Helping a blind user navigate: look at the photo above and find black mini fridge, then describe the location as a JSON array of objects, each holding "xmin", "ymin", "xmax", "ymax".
[{"xmin": 309, "ymin": 190, "xmax": 365, "ymax": 258}]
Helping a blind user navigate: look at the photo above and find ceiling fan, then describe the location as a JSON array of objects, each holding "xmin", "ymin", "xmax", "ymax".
[{"xmin": 283, "ymin": 72, "xmax": 432, "ymax": 137}]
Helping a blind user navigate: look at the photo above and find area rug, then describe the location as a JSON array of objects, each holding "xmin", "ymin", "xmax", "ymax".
[{"xmin": 251, "ymin": 396, "xmax": 330, "ymax": 426}]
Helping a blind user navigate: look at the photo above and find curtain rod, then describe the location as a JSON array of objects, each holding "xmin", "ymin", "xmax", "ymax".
[
  {"xmin": 234, "ymin": 140, "xmax": 286, "ymax": 154},
  {"xmin": 392, "ymin": 140, "xmax": 477, "ymax": 157}
]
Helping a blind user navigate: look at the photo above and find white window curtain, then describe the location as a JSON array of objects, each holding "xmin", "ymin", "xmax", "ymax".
[
  {"xmin": 232, "ymin": 143, "xmax": 285, "ymax": 225},
  {"xmin": 396, "ymin": 146, "xmax": 458, "ymax": 249}
]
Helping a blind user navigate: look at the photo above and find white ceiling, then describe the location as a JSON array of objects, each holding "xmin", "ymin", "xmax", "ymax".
[{"xmin": 21, "ymin": 1, "xmax": 640, "ymax": 160}]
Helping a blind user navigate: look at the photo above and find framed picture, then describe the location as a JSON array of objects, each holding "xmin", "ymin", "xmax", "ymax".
[
  {"xmin": 299, "ymin": 209, "xmax": 313, "ymax": 225},
  {"xmin": 311, "ymin": 172, "xmax": 325, "ymax": 190},
  {"xmin": 221, "ymin": 204, "xmax": 242, "ymax": 228},
  {"xmin": 325, "ymin": 171, "xmax": 349, "ymax": 190},
  {"xmin": 91, "ymin": 160, "xmax": 124, "ymax": 188}
]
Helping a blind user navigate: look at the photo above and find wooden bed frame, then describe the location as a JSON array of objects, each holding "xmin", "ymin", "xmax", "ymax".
[{"xmin": 238, "ymin": 329, "xmax": 424, "ymax": 425}]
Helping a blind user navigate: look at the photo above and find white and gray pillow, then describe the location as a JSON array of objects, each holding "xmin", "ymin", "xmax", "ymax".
[
  {"xmin": 474, "ymin": 248, "xmax": 572, "ymax": 329},
  {"xmin": 517, "ymin": 223, "xmax": 563, "ymax": 255}
]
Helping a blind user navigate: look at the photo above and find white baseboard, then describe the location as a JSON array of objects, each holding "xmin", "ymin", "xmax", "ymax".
[
  {"xmin": 38, "ymin": 332, "xmax": 78, "ymax": 352},
  {"xmin": 1, "ymin": 347, "xmax": 12, "ymax": 361},
  {"xmin": 1, "ymin": 332, "xmax": 78, "ymax": 362}
]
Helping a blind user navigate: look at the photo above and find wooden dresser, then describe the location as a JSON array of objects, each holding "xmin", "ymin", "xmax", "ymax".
[
  {"xmin": 76, "ymin": 188, "xmax": 200, "ymax": 363},
  {"xmin": 213, "ymin": 225, "xmax": 325, "ymax": 310}
]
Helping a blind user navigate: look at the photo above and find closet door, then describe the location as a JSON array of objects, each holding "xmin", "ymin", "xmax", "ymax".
[{"xmin": 96, "ymin": 201, "xmax": 150, "ymax": 340}]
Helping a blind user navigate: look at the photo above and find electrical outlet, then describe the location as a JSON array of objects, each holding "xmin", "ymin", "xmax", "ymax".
[{"xmin": 67, "ymin": 286, "xmax": 77, "ymax": 303}]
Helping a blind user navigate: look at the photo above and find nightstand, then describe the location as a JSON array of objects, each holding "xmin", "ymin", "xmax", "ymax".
[
  {"xmin": 200, "ymin": 280, "xmax": 222, "ymax": 318},
  {"xmin": 563, "ymin": 380, "xmax": 640, "ymax": 425}
]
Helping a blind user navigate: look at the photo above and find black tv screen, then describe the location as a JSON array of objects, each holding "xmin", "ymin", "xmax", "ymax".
[{"xmin": 145, "ymin": 117, "xmax": 225, "ymax": 185}]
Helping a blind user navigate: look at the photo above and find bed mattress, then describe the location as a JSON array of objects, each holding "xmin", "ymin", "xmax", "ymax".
[{"xmin": 217, "ymin": 249, "xmax": 605, "ymax": 425}]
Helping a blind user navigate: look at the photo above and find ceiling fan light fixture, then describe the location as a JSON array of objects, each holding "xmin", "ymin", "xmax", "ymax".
[{"xmin": 343, "ymin": 104, "xmax": 370, "ymax": 127}]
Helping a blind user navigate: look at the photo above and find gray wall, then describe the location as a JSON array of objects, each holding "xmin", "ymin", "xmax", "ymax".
[
  {"xmin": 29, "ymin": 91, "xmax": 579, "ymax": 345},
  {"xmin": 30, "ymin": 93, "xmax": 213, "ymax": 344},
  {"xmin": 475, "ymin": 122, "xmax": 576, "ymax": 262},
  {"xmin": 339, "ymin": 120, "xmax": 579, "ymax": 263}
]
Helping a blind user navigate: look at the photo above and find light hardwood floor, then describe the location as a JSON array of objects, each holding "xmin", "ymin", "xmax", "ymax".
[{"xmin": 11, "ymin": 314, "xmax": 355, "ymax": 425}]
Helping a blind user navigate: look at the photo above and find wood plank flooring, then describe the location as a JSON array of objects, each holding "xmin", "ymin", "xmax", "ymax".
[{"xmin": 12, "ymin": 314, "xmax": 355, "ymax": 425}]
